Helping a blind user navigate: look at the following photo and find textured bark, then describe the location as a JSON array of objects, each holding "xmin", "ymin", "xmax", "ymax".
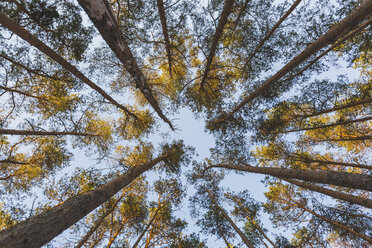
[
  {"xmin": 287, "ymin": 198, "xmax": 372, "ymax": 243},
  {"xmin": 77, "ymin": 0, "xmax": 173, "ymax": 130},
  {"xmin": 0, "ymin": 155, "xmax": 167, "ymax": 248},
  {"xmin": 274, "ymin": 116, "xmax": 372, "ymax": 134},
  {"xmin": 206, "ymin": 164, "xmax": 372, "ymax": 191},
  {"xmin": 312, "ymin": 135, "xmax": 372, "ymax": 142},
  {"xmin": 0, "ymin": 12, "xmax": 136, "ymax": 119},
  {"xmin": 298, "ymin": 97, "xmax": 372, "ymax": 119},
  {"xmin": 208, "ymin": 192, "xmax": 254, "ymax": 248},
  {"xmin": 243, "ymin": 0, "xmax": 302, "ymax": 69},
  {"xmin": 75, "ymin": 192, "xmax": 126, "ymax": 248},
  {"xmin": 283, "ymin": 178, "xmax": 372, "ymax": 209},
  {"xmin": 156, "ymin": 0, "xmax": 172, "ymax": 77},
  {"xmin": 0, "ymin": 128, "xmax": 94, "ymax": 137},
  {"xmin": 220, "ymin": 1, "xmax": 372, "ymax": 121},
  {"xmin": 132, "ymin": 208, "xmax": 160, "ymax": 248},
  {"xmin": 199, "ymin": 0, "xmax": 235, "ymax": 90}
]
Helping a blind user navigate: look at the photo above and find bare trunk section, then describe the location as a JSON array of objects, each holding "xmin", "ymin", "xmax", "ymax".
[
  {"xmin": 0, "ymin": 155, "xmax": 167, "ymax": 248},
  {"xmin": 208, "ymin": 192, "xmax": 254, "ymax": 248},
  {"xmin": 297, "ymin": 97, "xmax": 372, "ymax": 119},
  {"xmin": 283, "ymin": 178, "xmax": 372, "ymax": 209},
  {"xmin": 291, "ymin": 156, "xmax": 372, "ymax": 170},
  {"xmin": 0, "ymin": 128, "xmax": 95, "ymax": 137},
  {"xmin": 274, "ymin": 116, "xmax": 372, "ymax": 134},
  {"xmin": 75, "ymin": 192, "xmax": 126, "ymax": 248},
  {"xmin": 311, "ymin": 135, "xmax": 372, "ymax": 142},
  {"xmin": 219, "ymin": 1, "xmax": 372, "ymax": 121},
  {"xmin": 199, "ymin": 0, "xmax": 235, "ymax": 90},
  {"xmin": 156, "ymin": 0, "xmax": 173, "ymax": 77},
  {"xmin": 243, "ymin": 0, "xmax": 302, "ymax": 69},
  {"xmin": 132, "ymin": 208, "xmax": 160, "ymax": 248},
  {"xmin": 287, "ymin": 198, "xmax": 372, "ymax": 243},
  {"xmin": 206, "ymin": 164, "xmax": 372, "ymax": 191},
  {"xmin": 0, "ymin": 12, "xmax": 136, "ymax": 119},
  {"xmin": 77, "ymin": 0, "xmax": 174, "ymax": 130}
]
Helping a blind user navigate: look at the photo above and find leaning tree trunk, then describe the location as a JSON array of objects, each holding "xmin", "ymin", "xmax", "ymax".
[
  {"xmin": 77, "ymin": 0, "xmax": 173, "ymax": 130},
  {"xmin": 220, "ymin": 1, "xmax": 372, "ymax": 121},
  {"xmin": 283, "ymin": 178, "xmax": 372, "ymax": 209},
  {"xmin": 199, "ymin": 0, "xmax": 235, "ymax": 90},
  {"xmin": 0, "ymin": 11, "xmax": 136, "ymax": 119},
  {"xmin": 206, "ymin": 164, "xmax": 372, "ymax": 191},
  {"xmin": 0, "ymin": 155, "xmax": 167, "ymax": 248},
  {"xmin": 208, "ymin": 192, "xmax": 254, "ymax": 248},
  {"xmin": 132, "ymin": 208, "xmax": 160, "ymax": 248},
  {"xmin": 0, "ymin": 128, "xmax": 94, "ymax": 137}
]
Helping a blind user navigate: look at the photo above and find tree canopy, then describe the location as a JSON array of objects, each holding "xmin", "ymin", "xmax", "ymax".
[{"xmin": 0, "ymin": 0, "xmax": 371, "ymax": 247}]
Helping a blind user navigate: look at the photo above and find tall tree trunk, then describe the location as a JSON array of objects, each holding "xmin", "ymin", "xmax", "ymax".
[
  {"xmin": 234, "ymin": 199, "xmax": 277, "ymax": 248},
  {"xmin": 0, "ymin": 155, "xmax": 167, "ymax": 248},
  {"xmin": 106, "ymin": 217, "xmax": 128, "ymax": 248},
  {"xmin": 217, "ymin": 224, "xmax": 233, "ymax": 248},
  {"xmin": 208, "ymin": 192, "xmax": 254, "ymax": 248},
  {"xmin": 0, "ymin": 129, "xmax": 95, "ymax": 137},
  {"xmin": 274, "ymin": 116, "xmax": 372, "ymax": 134},
  {"xmin": 296, "ymin": 97, "xmax": 372, "ymax": 119},
  {"xmin": 77, "ymin": 0, "xmax": 173, "ymax": 130},
  {"xmin": 219, "ymin": 1, "xmax": 372, "ymax": 121},
  {"xmin": 132, "ymin": 208, "xmax": 160, "ymax": 248},
  {"xmin": 291, "ymin": 156, "xmax": 372, "ymax": 170},
  {"xmin": 156, "ymin": 0, "xmax": 173, "ymax": 77},
  {"xmin": 0, "ymin": 11, "xmax": 136, "ymax": 119},
  {"xmin": 286, "ymin": 198, "xmax": 372, "ymax": 243},
  {"xmin": 199, "ymin": 0, "xmax": 235, "ymax": 90},
  {"xmin": 243, "ymin": 0, "xmax": 302, "ymax": 69},
  {"xmin": 311, "ymin": 135, "xmax": 372, "ymax": 142},
  {"xmin": 75, "ymin": 192, "xmax": 126, "ymax": 248},
  {"xmin": 206, "ymin": 164, "xmax": 372, "ymax": 191},
  {"xmin": 283, "ymin": 178, "xmax": 372, "ymax": 209}
]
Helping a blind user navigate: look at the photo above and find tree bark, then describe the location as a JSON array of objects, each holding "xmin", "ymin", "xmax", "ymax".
[
  {"xmin": 219, "ymin": 1, "xmax": 372, "ymax": 121},
  {"xmin": 77, "ymin": 0, "xmax": 173, "ymax": 130},
  {"xmin": 283, "ymin": 178, "xmax": 372, "ymax": 209},
  {"xmin": 200, "ymin": 0, "xmax": 235, "ymax": 90},
  {"xmin": 208, "ymin": 192, "xmax": 254, "ymax": 248},
  {"xmin": 206, "ymin": 163, "xmax": 372, "ymax": 191},
  {"xmin": 156, "ymin": 0, "xmax": 173, "ymax": 77},
  {"xmin": 243, "ymin": 0, "xmax": 302, "ymax": 69},
  {"xmin": 292, "ymin": 156, "xmax": 372, "ymax": 170},
  {"xmin": 274, "ymin": 116, "xmax": 372, "ymax": 134},
  {"xmin": 0, "ymin": 155, "xmax": 167, "ymax": 248},
  {"xmin": 0, "ymin": 11, "xmax": 136, "ymax": 119}
]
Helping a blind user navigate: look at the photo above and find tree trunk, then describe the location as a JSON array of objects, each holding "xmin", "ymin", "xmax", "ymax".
[
  {"xmin": 156, "ymin": 0, "xmax": 173, "ymax": 77},
  {"xmin": 287, "ymin": 198, "xmax": 372, "ymax": 243},
  {"xmin": 220, "ymin": 1, "xmax": 372, "ymax": 121},
  {"xmin": 283, "ymin": 178, "xmax": 372, "ymax": 209},
  {"xmin": 243, "ymin": 0, "xmax": 302, "ymax": 69},
  {"xmin": 132, "ymin": 208, "xmax": 160, "ymax": 248},
  {"xmin": 75, "ymin": 192, "xmax": 126, "ymax": 248},
  {"xmin": 297, "ymin": 97, "xmax": 372, "ymax": 119},
  {"xmin": 0, "ymin": 155, "xmax": 167, "ymax": 248},
  {"xmin": 0, "ymin": 129, "xmax": 94, "ymax": 137},
  {"xmin": 200, "ymin": 0, "xmax": 235, "ymax": 90},
  {"xmin": 292, "ymin": 156, "xmax": 372, "ymax": 170},
  {"xmin": 208, "ymin": 192, "xmax": 254, "ymax": 248},
  {"xmin": 311, "ymin": 135, "xmax": 372, "ymax": 142},
  {"xmin": 0, "ymin": 11, "xmax": 136, "ymax": 119},
  {"xmin": 206, "ymin": 164, "xmax": 372, "ymax": 191},
  {"xmin": 274, "ymin": 116, "xmax": 372, "ymax": 134},
  {"xmin": 77, "ymin": 0, "xmax": 173, "ymax": 130}
]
